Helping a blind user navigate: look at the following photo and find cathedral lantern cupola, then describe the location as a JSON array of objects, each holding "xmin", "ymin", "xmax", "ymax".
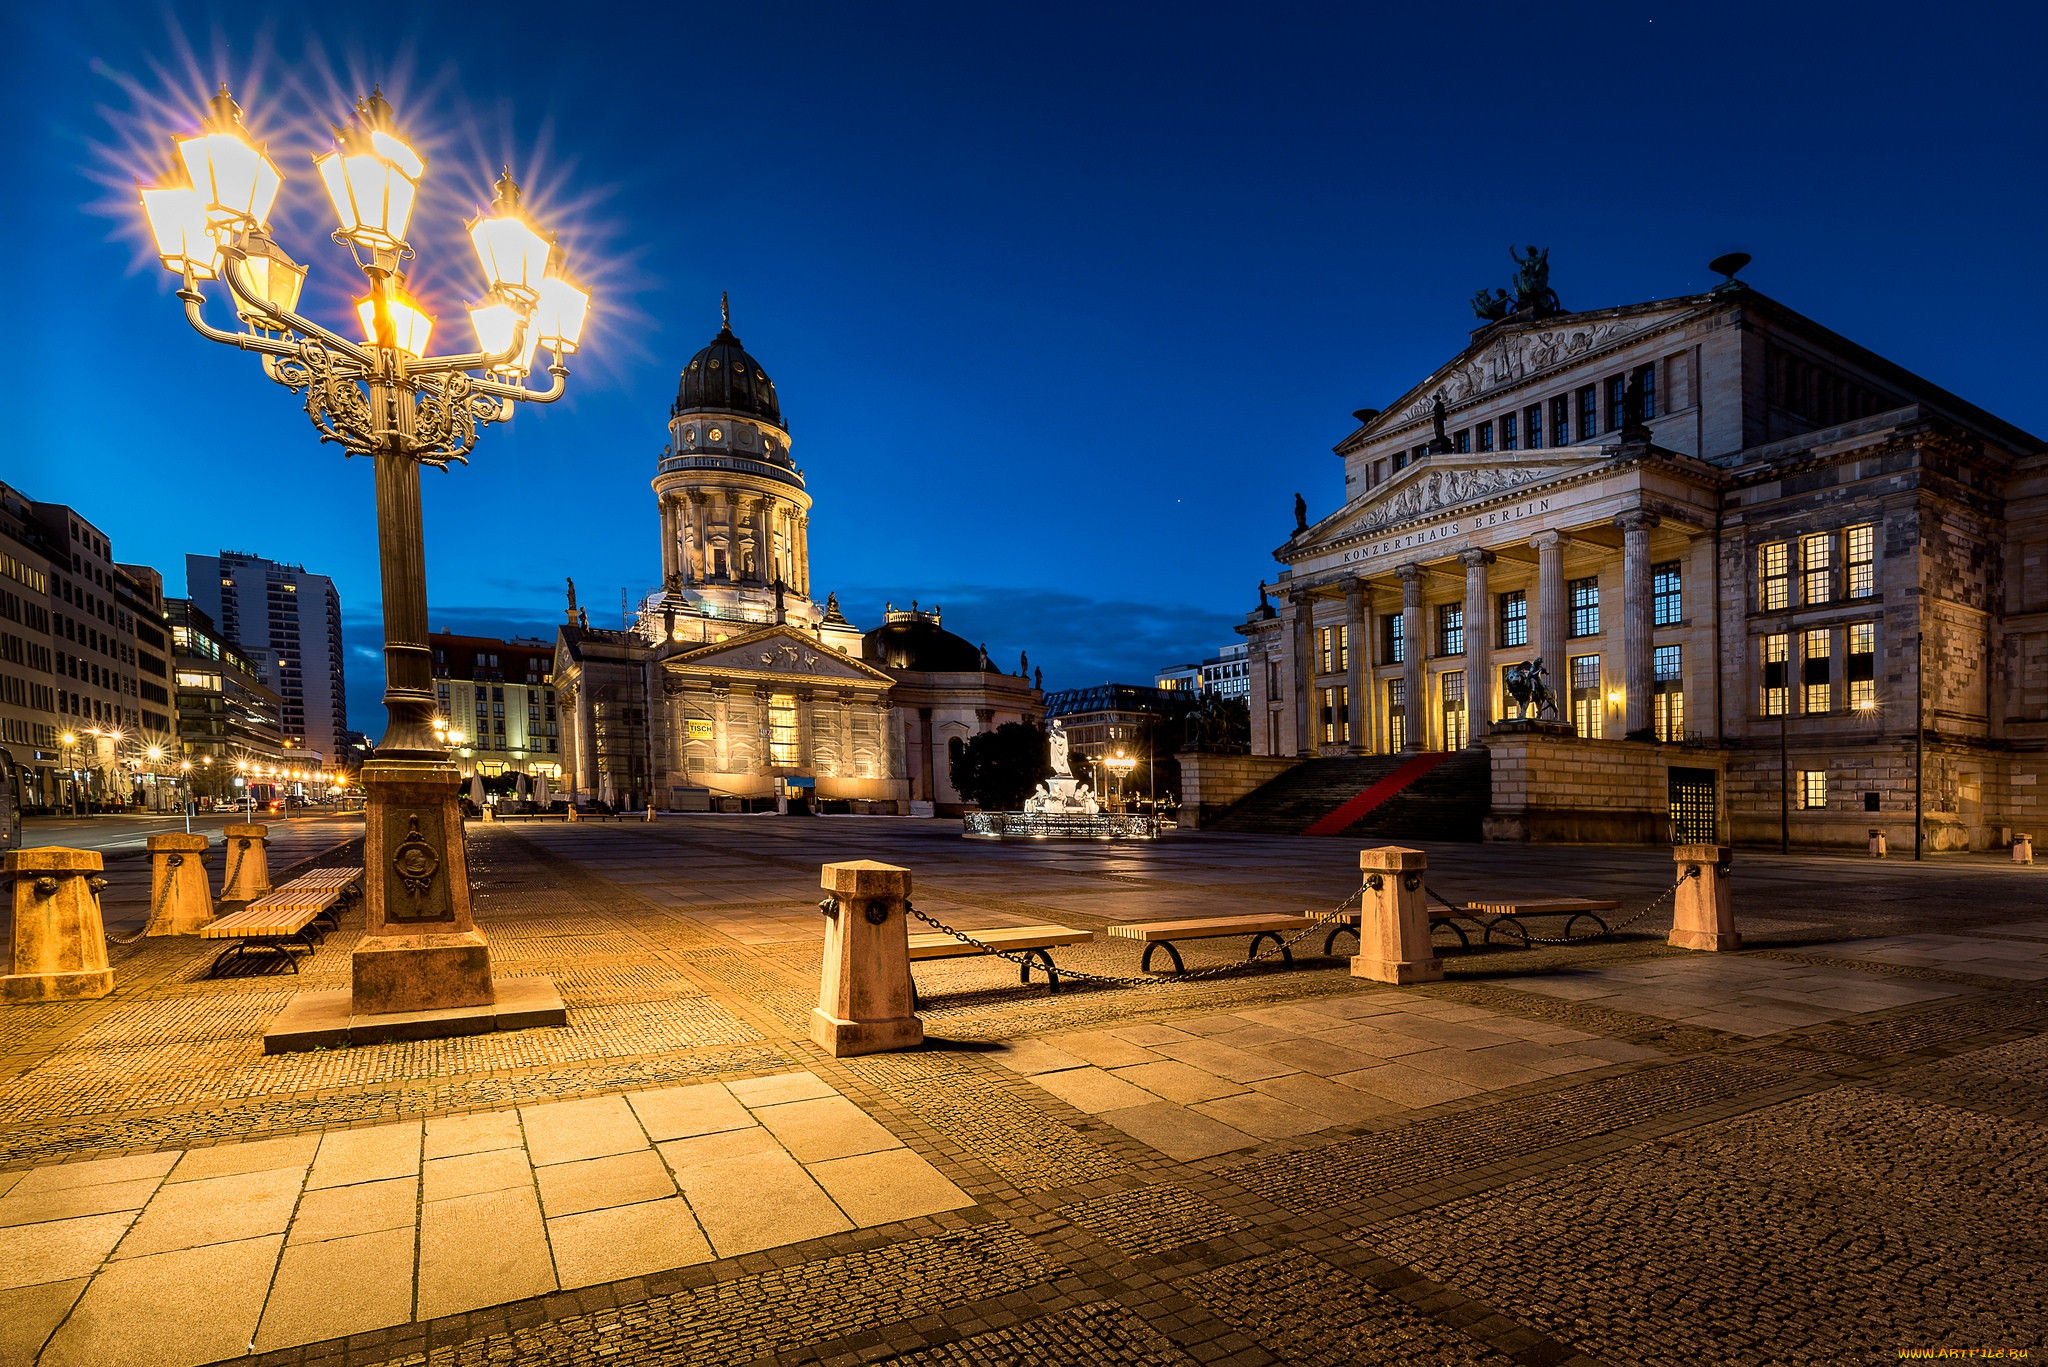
[{"xmin": 650, "ymin": 294, "xmax": 818, "ymax": 636}]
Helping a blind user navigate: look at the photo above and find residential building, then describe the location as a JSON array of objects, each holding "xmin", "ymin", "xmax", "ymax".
[
  {"xmin": 166, "ymin": 599, "xmax": 286, "ymax": 803},
  {"xmin": 432, "ymin": 631, "xmax": 563, "ymax": 779},
  {"xmin": 1199, "ymin": 642, "xmax": 1252, "ymax": 700},
  {"xmin": 1155, "ymin": 662, "xmax": 1201, "ymax": 691}
]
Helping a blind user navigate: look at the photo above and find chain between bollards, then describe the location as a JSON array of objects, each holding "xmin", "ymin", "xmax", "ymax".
[
  {"xmin": 1423, "ymin": 878, "xmax": 1686, "ymax": 946},
  {"xmin": 820, "ymin": 890, "xmax": 1361, "ymax": 991},
  {"xmin": 105, "ymin": 854, "xmax": 192, "ymax": 946}
]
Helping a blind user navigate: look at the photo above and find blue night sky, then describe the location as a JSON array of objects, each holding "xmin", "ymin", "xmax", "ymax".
[{"xmin": 8, "ymin": 2, "xmax": 2044, "ymax": 740}]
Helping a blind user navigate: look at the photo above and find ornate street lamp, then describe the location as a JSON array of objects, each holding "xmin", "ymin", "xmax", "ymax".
[{"xmin": 136, "ymin": 82, "xmax": 592, "ymax": 1022}]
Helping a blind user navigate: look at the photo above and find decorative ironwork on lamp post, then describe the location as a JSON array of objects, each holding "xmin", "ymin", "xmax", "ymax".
[{"xmin": 137, "ymin": 84, "xmax": 591, "ymax": 1017}]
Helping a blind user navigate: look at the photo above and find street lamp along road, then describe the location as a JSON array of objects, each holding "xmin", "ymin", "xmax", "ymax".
[{"xmin": 137, "ymin": 83, "xmax": 591, "ymax": 1022}]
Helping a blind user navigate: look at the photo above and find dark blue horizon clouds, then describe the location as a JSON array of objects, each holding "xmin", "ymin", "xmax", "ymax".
[{"xmin": 9, "ymin": 2, "xmax": 2044, "ymax": 739}]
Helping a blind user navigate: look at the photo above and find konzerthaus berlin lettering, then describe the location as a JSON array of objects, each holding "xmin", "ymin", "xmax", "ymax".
[{"xmin": 1223, "ymin": 261, "xmax": 2045, "ymax": 851}]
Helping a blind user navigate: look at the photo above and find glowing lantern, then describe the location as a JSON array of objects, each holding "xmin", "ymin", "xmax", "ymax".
[
  {"xmin": 177, "ymin": 85, "xmax": 282, "ymax": 229},
  {"xmin": 233, "ymin": 229, "xmax": 307, "ymax": 328},
  {"xmin": 139, "ymin": 184, "xmax": 221, "ymax": 279},
  {"xmin": 467, "ymin": 296, "xmax": 541, "ymax": 375},
  {"xmin": 316, "ymin": 88, "xmax": 425, "ymax": 252},
  {"xmin": 468, "ymin": 169, "xmax": 551, "ymax": 305},
  {"xmin": 533, "ymin": 270, "xmax": 591, "ymax": 355}
]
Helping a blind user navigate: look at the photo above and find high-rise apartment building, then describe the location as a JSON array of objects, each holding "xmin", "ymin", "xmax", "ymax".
[{"xmin": 186, "ymin": 551, "xmax": 347, "ymax": 762}]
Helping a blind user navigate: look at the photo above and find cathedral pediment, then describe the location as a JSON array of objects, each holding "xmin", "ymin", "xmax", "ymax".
[{"xmin": 665, "ymin": 624, "xmax": 895, "ymax": 687}]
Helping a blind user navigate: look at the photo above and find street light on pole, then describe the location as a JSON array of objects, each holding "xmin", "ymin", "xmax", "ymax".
[{"xmin": 137, "ymin": 82, "xmax": 591, "ymax": 1018}]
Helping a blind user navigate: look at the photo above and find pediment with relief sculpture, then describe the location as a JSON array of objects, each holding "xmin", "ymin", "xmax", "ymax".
[
  {"xmin": 1290, "ymin": 449, "xmax": 1612, "ymax": 558},
  {"xmin": 663, "ymin": 624, "xmax": 895, "ymax": 687}
]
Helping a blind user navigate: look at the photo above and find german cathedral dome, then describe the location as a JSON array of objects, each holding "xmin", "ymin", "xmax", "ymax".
[{"xmin": 673, "ymin": 296, "xmax": 783, "ymax": 427}]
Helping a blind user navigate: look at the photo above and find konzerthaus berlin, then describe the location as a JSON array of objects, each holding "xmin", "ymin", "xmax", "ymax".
[
  {"xmin": 553, "ymin": 304, "xmax": 1038, "ymax": 813},
  {"xmin": 1229, "ymin": 261, "xmax": 2045, "ymax": 851}
]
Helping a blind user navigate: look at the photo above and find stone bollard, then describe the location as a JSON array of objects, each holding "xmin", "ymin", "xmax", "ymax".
[
  {"xmin": 2016, "ymin": 834, "xmax": 2034, "ymax": 865},
  {"xmin": 566, "ymin": 805, "xmax": 581, "ymax": 823},
  {"xmin": 1869, "ymin": 828, "xmax": 1887, "ymax": 858},
  {"xmin": 811, "ymin": 860, "xmax": 923, "ymax": 1056},
  {"xmin": 1669, "ymin": 845, "xmax": 1740, "ymax": 951},
  {"xmin": 1351, "ymin": 846, "xmax": 1442, "ymax": 985},
  {"xmin": 146, "ymin": 833, "xmax": 215, "ymax": 935},
  {"xmin": 643, "ymin": 805, "xmax": 657, "ymax": 822},
  {"xmin": 2, "ymin": 848, "xmax": 115, "ymax": 1002},
  {"xmin": 220, "ymin": 824, "xmax": 272, "ymax": 902}
]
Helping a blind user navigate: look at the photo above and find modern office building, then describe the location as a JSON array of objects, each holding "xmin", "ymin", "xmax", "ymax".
[
  {"xmin": 186, "ymin": 551, "xmax": 348, "ymax": 762},
  {"xmin": 166, "ymin": 598, "xmax": 286, "ymax": 803}
]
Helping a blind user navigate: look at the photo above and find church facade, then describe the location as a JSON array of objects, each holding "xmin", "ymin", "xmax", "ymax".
[
  {"xmin": 1242, "ymin": 262, "xmax": 2046, "ymax": 851},
  {"xmin": 554, "ymin": 304, "xmax": 1039, "ymax": 812}
]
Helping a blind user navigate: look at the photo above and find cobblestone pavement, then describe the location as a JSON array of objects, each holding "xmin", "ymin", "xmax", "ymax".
[{"xmin": 0, "ymin": 815, "xmax": 2041, "ymax": 1365}]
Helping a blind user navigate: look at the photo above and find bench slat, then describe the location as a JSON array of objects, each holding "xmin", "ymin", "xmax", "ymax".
[
  {"xmin": 202, "ymin": 905, "xmax": 323, "ymax": 938},
  {"xmin": 1462, "ymin": 898, "xmax": 1621, "ymax": 915},
  {"xmin": 1108, "ymin": 914, "xmax": 1310, "ymax": 942},
  {"xmin": 908, "ymin": 925, "xmax": 1092, "ymax": 961}
]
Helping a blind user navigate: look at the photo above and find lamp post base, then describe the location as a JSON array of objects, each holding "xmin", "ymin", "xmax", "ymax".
[{"xmin": 351, "ymin": 757, "xmax": 505, "ymax": 1018}]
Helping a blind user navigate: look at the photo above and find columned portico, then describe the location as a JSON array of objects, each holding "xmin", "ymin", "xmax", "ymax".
[
  {"xmin": 1398, "ymin": 565, "xmax": 1424, "ymax": 751},
  {"xmin": 1459, "ymin": 549, "xmax": 1495, "ymax": 746}
]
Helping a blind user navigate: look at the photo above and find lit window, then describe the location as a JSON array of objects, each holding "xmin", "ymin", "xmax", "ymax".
[
  {"xmin": 1441, "ymin": 671, "xmax": 1468, "ymax": 748},
  {"xmin": 1801, "ymin": 770, "xmax": 1828, "ymax": 809},
  {"xmin": 1802, "ymin": 533, "xmax": 1834, "ymax": 604},
  {"xmin": 1569, "ymin": 654, "xmax": 1602, "ymax": 738},
  {"xmin": 1570, "ymin": 577, "xmax": 1600, "ymax": 637},
  {"xmin": 1803, "ymin": 627, "xmax": 1832, "ymax": 713},
  {"xmin": 1759, "ymin": 542, "xmax": 1791, "ymax": 611},
  {"xmin": 1848, "ymin": 621, "xmax": 1876, "ymax": 710},
  {"xmin": 1653, "ymin": 645, "xmax": 1683, "ymax": 742},
  {"xmin": 1385, "ymin": 613, "xmax": 1405, "ymax": 665},
  {"xmin": 1318, "ymin": 625, "xmax": 1347, "ymax": 675},
  {"xmin": 1386, "ymin": 678, "xmax": 1406, "ymax": 750},
  {"xmin": 1762, "ymin": 634, "xmax": 1790, "ymax": 716},
  {"xmin": 1846, "ymin": 523, "xmax": 1876, "ymax": 598},
  {"xmin": 1439, "ymin": 604, "xmax": 1465, "ymax": 657},
  {"xmin": 1499, "ymin": 590, "xmax": 1528, "ymax": 648},
  {"xmin": 1320, "ymin": 686, "xmax": 1349, "ymax": 744},
  {"xmin": 1653, "ymin": 562, "xmax": 1682, "ymax": 625},
  {"xmin": 768, "ymin": 693, "xmax": 799, "ymax": 765}
]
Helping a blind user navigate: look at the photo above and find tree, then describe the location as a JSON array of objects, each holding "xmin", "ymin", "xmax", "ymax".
[{"xmin": 951, "ymin": 722, "xmax": 1051, "ymax": 811}]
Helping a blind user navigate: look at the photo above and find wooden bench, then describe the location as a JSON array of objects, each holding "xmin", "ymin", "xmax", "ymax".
[
  {"xmin": 1456, "ymin": 897, "xmax": 1621, "ymax": 947},
  {"xmin": 906, "ymin": 923, "xmax": 1092, "ymax": 1005},
  {"xmin": 1108, "ymin": 914, "xmax": 1313, "ymax": 974},
  {"xmin": 200, "ymin": 870, "xmax": 362, "ymax": 974}
]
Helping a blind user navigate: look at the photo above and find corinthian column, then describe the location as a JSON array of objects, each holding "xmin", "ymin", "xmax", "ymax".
[
  {"xmin": 1345, "ymin": 580, "xmax": 1369, "ymax": 754},
  {"xmin": 1530, "ymin": 530, "xmax": 1568, "ymax": 672},
  {"xmin": 1616, "ymin": 510, "xmax": 1660, "ymax": 739},
  {"xmin": 1460, "ymin": 549, "xmax": 1495, "ymax": 744},
  {"xmin": 1398, "ymin": 564, "xmax": 1425, "ymax": 751}
]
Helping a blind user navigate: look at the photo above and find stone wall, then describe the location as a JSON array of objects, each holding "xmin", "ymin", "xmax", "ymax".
[
  {"xmin": 1482, "ymin": 732, "xmax": 1726, "ymax": 845},
  {"xmin": 1178, "ymin": 752, "xmax": 1300, "ymax": 829}
]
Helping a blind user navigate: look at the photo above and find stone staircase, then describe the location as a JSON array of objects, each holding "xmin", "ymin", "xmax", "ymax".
[{"xmin": 1207, "ymin": 749, "xmax": 1491, "ymax": 840}]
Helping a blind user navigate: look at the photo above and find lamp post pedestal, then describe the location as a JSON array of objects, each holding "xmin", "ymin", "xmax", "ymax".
[{"xmin": 351, "ymin": 757, "xmax": 493, "ymax": 1014}]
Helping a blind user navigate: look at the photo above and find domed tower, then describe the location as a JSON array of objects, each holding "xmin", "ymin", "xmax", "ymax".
[{"xmin": 651, "ymin": 295, "xmax": 818, "ymax": 635}]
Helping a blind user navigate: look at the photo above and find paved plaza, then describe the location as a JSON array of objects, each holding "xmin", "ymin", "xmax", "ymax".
[{"xmin": 0, "ymin": 815, "xmax": 2044, "ymax": 1365}]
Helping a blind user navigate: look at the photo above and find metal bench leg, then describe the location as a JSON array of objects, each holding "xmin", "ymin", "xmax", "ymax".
[
  {"xmin": 1247, "ymin": 931, "xmax": 1295, "ymax": 968},
  {"xmin": 1019, "ymin": 948, "xmax": 1059, "ymax": 993},
  {"xmin": 1323, "ymin": 924, "xmax": 1359, "ymax": 956},
  {"xmin": 1563, "ymin": 912, "xmax": 1612, "ymax": 940},
  {"xmin": 1430, "ymin": 917, "xmax": 1472, "ymax": 952},
  {"xmin": 1485, "ymin": 917, "xmax": 1531, "ymax": 949},
  {"xmin": 1141, "ymin": 941, "xmax": 1186, "ymax": 975}
]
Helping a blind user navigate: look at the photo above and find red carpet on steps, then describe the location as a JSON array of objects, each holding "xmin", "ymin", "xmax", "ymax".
[{"xmin": 1301, "ymin": 751, "xmax": 1457, "ymax": 836}]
